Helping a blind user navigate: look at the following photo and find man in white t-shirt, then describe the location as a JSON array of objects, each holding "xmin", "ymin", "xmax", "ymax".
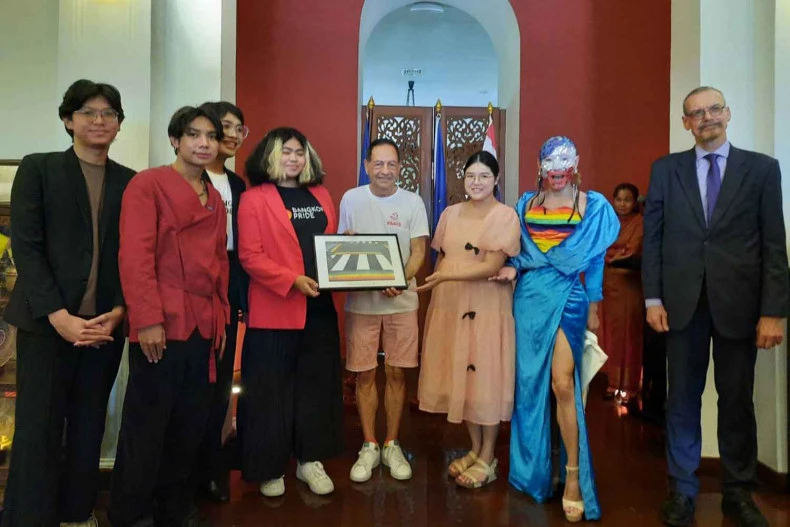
[{"xmin": 338, "ymin": 138, "xmax": 429, "ymax": 483}]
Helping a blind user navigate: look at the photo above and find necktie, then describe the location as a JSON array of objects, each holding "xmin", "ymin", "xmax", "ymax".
[{"xmin": 704, "ymin": 153, "xmax": 721, "ymax": 224}]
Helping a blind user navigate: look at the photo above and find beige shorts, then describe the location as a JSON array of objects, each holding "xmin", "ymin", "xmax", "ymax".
[{"xmin": 345, "ymin": 311, "xmax": 419, "ymax": 372}]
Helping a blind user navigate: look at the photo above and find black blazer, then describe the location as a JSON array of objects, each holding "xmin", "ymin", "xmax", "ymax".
[
  {"xmin": 5, "ymin": 147, "xmax": 135, "ymax": 335},
  {"xmin": 642, "ymin": 145, "xmax": 790, "ymax": 339},
  {"xmin": 204, "ymin": 168, "xmax": 248, "ymax": 312}
]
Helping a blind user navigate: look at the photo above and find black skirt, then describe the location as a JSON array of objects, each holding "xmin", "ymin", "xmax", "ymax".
[{"xmin": 238, "ymin": 303, "xmax": 344, "ymax": 482}]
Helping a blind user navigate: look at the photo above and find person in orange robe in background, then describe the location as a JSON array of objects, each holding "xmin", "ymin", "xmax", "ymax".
[{"xmin": 599, "ymin": 183, "xmax": 644, "ymax": 405}]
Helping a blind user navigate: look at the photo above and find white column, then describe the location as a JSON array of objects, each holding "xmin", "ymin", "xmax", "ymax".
[
  {"xmin": 57, "ymin": 0, "xmax": 153, "ymax": 171},
  {"xmin": 0, "ymin": 0, "xmax": 60, "ymax": 159},
  {"xmin": 149, "ymin": 0, "xmax": 236, "ymax": 167}
]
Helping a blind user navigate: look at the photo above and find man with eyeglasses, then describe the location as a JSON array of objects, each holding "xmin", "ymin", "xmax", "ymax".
[
  {"xmin": 1, "ymin": 79, "xmax": 134, "ymax": 527},
  {"xmin": 643, "ymin": 86, "xmax": 789, "ymax": 527},
  {"xmin": 110, "ymin": 106, "xmax": 229, "ymax": 527},
  {"xmin": 338, "ymin": 137, "xmax": 428, "ymax": 484},
  {"xmin": 194, "ymin": 101, "xmax": 249, "ymax": 504}
]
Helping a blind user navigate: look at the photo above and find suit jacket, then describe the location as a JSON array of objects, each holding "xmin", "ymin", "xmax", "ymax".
[
  {"xmin": 642, "ymin": 145, "xmax": 790, "ymax": 338},
  {"xmin": 238, "ymin": 182, "xmax": 341, "ymax": 329},
  {"xmin": 5, "ymin": 147, "xmax": 135, "ymax": 336},
  {"xmin": 204, "ymin": 168, "xmax": 249, "ymax": 313},
  {"xmin": 120, "ymin": 166, "xmax": 229, "ymax": 346}
]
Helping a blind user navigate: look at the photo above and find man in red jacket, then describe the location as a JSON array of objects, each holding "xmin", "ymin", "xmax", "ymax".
[{"xmin": 110, "ymin": 106, "xmax": 229, "ymax": 527}]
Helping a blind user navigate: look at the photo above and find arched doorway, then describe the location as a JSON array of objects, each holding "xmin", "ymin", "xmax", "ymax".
[{"xmin": 359, "ymin": 0, "xmax": 521, "ymax": 204}]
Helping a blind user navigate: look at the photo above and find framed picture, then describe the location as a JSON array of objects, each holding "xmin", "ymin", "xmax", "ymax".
[
  {"xmin": 0, "ymin": 160, "xmax": 19, "ymax": 204},
  {"xmin": 314, "ymin": 233, "xmax": 408, "ymax": 291}
]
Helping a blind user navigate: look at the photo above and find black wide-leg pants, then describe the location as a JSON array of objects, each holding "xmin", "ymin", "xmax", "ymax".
[{"xmin": 238, "ymin": 306, "xmax": 343, "ymax": 482}]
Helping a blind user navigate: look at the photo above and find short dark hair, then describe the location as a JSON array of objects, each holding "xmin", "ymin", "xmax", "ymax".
[
  {"xmin": 199, "ymin": 101, "xmax": 245, "ymax": 125},
  {"xmin": 366, "ymin": 137, "xmax": 400, "ymax": 162},
  {"xmin": 682, "ymin": 86, "xmax": 726, "ymax": 115},
  {"xmin": 245, "ymin": 127, "xmax": 324, "ymax": 187},
  {"xmin": 167, "ymin": 105, "xmax": 224, "ymax": 142},
  {"xmin": 58, "ymin": 79, "xmax": 125, "ymax": 138}
]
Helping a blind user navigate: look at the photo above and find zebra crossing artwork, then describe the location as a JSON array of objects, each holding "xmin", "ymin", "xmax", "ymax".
[{"xmin": 326, "ymin": 240, "xmax": 395, "ymax": 282}]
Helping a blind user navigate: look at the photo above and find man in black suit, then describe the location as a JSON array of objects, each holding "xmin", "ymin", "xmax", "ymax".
[
  {"xmin": 1, "ymin": 80, "xmax": 135, "ymax": 527},
  {"xmin": 195, "ymin": 101, "xmax": 249, "ymax": 503},
  {"xmin": 643, "ymin": 86, "xmax": 789, "ymax": 527}
]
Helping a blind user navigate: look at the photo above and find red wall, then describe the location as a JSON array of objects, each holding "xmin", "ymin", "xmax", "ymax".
[
  {"xmin": 236, "ymin": 0, "xmax": 364, "ymax": 203},
  {"xmin": 512, "ymin": 1, "xmax": 670, "ymax": 197},
  {"xmin": 237, "ymin": 0, "xmax": 670, "ymax": 202}
]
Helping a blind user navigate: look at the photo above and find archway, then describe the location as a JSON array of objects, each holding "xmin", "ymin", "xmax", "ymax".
[{"xmin": 359, "ymin": 0, "xmax": 521, "ymax": 203}]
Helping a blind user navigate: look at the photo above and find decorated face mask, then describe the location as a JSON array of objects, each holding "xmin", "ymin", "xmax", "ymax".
[{"xmin": 538, "ymin": 136, "xmax": 579, "ymax": 191}]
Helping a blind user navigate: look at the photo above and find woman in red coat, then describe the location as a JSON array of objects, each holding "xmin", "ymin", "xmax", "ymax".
[{"xmin": 238, "ymin": 127, "xmax": 343, "ymax": 498}]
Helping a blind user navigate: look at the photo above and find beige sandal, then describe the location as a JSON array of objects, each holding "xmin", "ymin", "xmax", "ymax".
[
  {"xmin": 562, "ymin": 465, "xmax": 584, "ymax": 523},
  {"xmin": 455, "ymin": 458, "xmax": 497, "ymax": 489},
  {"xmin": 448, "ymin": 450, "xmax": 478, "ymax": 478}
]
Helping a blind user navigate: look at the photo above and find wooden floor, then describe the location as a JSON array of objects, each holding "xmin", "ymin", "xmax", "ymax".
[{"xmin": 97, "ymin": 371, "xmax": 789, "ymax": 526}]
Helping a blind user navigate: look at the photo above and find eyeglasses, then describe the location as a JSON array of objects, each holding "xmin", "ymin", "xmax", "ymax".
[
  {"xmin": 221, "ymin": 120, "xmax": 249, "ymax": 139},
  {"xmin": 685, "ymin": 104, "xmax": 726, "ymax": 121},
  {"xmin": 74, "ymin": 107, "xmax": 119, "ymax": 121},
  {"xmin": 463, "ymin": 172, "xmax": 495, "ymax": 183}
]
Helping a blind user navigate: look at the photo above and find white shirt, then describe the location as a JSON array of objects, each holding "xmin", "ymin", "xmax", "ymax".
[
  {"xmin": 338, "ymin": 185, "xmax": 430, "ymax": 314},
  {"xmin": 207, "ymin": 169, "xmax": 234, "ymax": 251}
]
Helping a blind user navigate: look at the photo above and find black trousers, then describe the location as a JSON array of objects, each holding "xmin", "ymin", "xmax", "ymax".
[
  {"xmin": 642, "ymin": 321, "xmax": 667, "ymax": 422},
  {"xmin": 109, "ymin": 332, "xmax": 213, "ymax": 527},
  {"xmin": 665, "ymin": 288, "xmax": 758, "ymax": 499},
  {"xmin": 1, "ymin": 328, "xmax": 123, "ymax": 527},
  {"xmin": 238, "ymin": 306, "xmax": 343, "ymax": 482},
  {"xmin": 196, "ymin": 304, "xmax": 240, "ymax": 484}
]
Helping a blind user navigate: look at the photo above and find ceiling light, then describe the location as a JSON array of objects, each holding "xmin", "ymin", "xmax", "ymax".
[{"xmin": 409, "ymin": 2, "xmax": 445, "ymax": 13}]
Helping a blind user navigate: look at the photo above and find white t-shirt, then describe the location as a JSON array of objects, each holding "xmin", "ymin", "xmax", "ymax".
[
  {"xmin": 338, "ymin": 185, "xmax": 430, "ymax": 314},
  {"xmin": 207, "ymin": 169, "xmax": 234, "ymax": 251}
]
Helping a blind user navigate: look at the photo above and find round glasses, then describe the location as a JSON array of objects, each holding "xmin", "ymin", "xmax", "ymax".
[
  {"xmin": 221, "ymin": 121, "xmax": 249, "ymax": 139},
  {"xmin": 685, "ymin": 104, "xmax": 726, "ymax": 121},
  {"xmin": 74, "ymin": 108, "xmax": 119, "ymax": 121}
]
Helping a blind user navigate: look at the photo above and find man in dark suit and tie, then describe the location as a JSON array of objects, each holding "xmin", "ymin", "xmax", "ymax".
[
  {"xmin": 2, "ymin": 80, "xmax": 135, "ymax": 527},
  {"xmin": 643, "ymin": 86, "xmax": 789, "ymax": 527}
]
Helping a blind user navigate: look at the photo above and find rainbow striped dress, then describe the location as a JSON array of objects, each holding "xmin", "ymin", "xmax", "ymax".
[{"xmin": 524, "ymin": 205, "xmax": 582, "ymax": 253}]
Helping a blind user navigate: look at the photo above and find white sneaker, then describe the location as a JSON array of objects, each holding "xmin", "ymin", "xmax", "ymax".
[
  {"xmin": 381, "ymin": 440, "xmax": 412, "ymax": 480},
  {"xmin": 260, "ymin": 476, "xmax": 285, "ymax": 497},
  {"xmin": 350, "ymin": 442, "xmax": 381, "ymax": 482},
  {"xmin": 297, "ymin": 461, "xmax": 335, "ymax": 495}
]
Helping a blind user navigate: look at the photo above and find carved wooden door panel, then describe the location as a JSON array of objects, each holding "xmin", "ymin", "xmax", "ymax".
[{"xmin": 440, "ymin": 106, "xmax": 507, "ymax": 205}]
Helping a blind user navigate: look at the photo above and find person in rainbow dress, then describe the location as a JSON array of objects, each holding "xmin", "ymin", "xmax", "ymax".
[{"xmin": 491, "ymin": 136, "xmax": 618, "ymax": 522}]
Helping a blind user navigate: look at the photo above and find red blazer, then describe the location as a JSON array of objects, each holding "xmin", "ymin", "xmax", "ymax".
[
  {"xmin": 238, "ymin": 182, "xmax": 340, "ymax": 329},
  {"xmin": 120, "ymin": 166, "xmax": 230, "ymax": 348}
]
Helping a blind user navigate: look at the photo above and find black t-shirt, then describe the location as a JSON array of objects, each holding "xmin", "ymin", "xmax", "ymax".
[{"xmin": 276, "ymin": 186, "xmax": 332, "ymax": 311}]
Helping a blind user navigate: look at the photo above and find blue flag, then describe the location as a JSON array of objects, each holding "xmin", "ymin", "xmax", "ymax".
[
  {"xmin": 358, "ymin": 109, "xmax": 371, "ymax": 186},
  {"xmin": 432, "ymin": 114, "xmax": 446, "ymax": 233}
]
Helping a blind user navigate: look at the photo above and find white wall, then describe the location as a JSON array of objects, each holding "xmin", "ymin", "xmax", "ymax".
[
  {"xmin": 149, "ymin": 0, "xmax": 224, "ymax": 167},
  {"xmin": 57, "ymin": 0, "xmax": 153, "ymax": 171},
  {"xmin": 0, "ymin": 0, "xmax": 60, "ymax": 159},
  {"xmin": 363, "ymin": 6, "xmax": 498, "ymax": 107}
]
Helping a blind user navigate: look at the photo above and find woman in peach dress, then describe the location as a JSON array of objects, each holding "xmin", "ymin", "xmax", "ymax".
[{"xmin": 416, "ymin": 151, "xmax": 520, "ymax": 489}]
